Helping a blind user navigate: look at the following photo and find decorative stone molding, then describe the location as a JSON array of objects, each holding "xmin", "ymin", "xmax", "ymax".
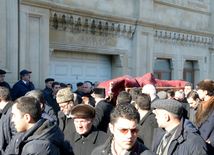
[
  {"xmin": 154, "ymin": 29, "xmax": 212, "ymax": 48},
  {"xmin": 49, "ymin": 12, "xmax": 136, "ymax": 39},
  {"xmin": 154, "ymin": 0, "xmax": 210, "ymax": 15}
]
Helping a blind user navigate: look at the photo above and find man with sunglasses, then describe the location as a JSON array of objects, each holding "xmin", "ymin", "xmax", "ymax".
[
  {"xmin": 92, "ymin": 103, "xmax": 155, "ymax": 155},
  {"xmin": 151, "ymin": 99, "xmax": 208, "ymax": 155},
  {"xmin": 65, "ymin": 104, "xmax": 108, "ymax": 155}
]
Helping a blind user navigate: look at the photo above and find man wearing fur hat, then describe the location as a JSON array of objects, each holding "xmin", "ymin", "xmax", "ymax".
[
  {"xmin": 65, "ymin": 104, "xmax": 108, "ymax": 155},
  {"xmin": 56, "ymin": 87, "xmax": 75, "ymax": 137},
  {"xmin": 196, "ymin": 79, "xmax": 214, "ymax": 153},
  {"xmin": 151, "ymin": 99, "xmax": 208, "ymax": 155}
]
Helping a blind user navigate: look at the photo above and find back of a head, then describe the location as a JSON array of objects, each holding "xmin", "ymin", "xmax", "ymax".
[
  {"xmin": 0, "ymin": 86, "xmax": 11, "ymax": 102},
  {"xmin": 165, "ymin": 88, "xmax": 175, "ymax": 98},
  {"xmin": 142, "ymin": 84, "xmax": 156, "ymax": 96},
  {"xmin": 25, "ymin": 89, "xmax": 45, "ymax": 105},
  {"xmin": 135, "ymin": 93, "xmax": 151, "ymax": 110},
  {"xmin": 175, "ymin": 91, "xmax": 184, "ymax": 99},
  {"xmin": 197, "ymin": 79, "xmax": 214, "ymax": 96},
  {"xmin": 129, "ymin": 87, "xmax": 141, "ymax": 102},
  {"xmin": 110, "ymin": 103, "xmax": 140, "ymax": 124},
  {"xmin": 117, "ymin": 91, "xmax": 132, "ymax": 104},
  {"xmin": 14, "ymin": 96, "xmax": 41, "ymax": 122}
]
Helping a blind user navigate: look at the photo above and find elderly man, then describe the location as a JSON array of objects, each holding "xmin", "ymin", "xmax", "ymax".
[
  {"xmin": 65, "ymin": 104, "xmax": 108, "ymax": 155},
  {"xmin": 43, "ymin": 78, "xmax": 54, "ymax": 98},
  {"xmin": 92, "ymin": 103, "xmax": 155, "ymax": 155},
  {"xmin": 152, "ymin": 99, "xmax": 208, "ymax": 155},
  {"xmin": 0, "ymin": 69, "xmax": 11, "ymax": 92},
  {"xmin": 8, "ymin": 96, "xmax": 64, "ymax": 155},
  {"xmin": 0, "ymin": 87, "xmax": 16, "ymax": 154},
  {"xmin": 56, "ymin": 87, "xmax": 76, "ymax": 136},
  {"xmin": 142, "ymin": 84, "xmax": 159, "ymax": 104},
  {"xmin": 12, "ymin": 69, "xmax": 35, "ymax": 101},
  {"xmin": 82, "ymin": 81, "xmax": 96, "ymax": 107},
  {"xmin": 196, "ymin": 79, "xmax": 214, "ymax": 153}
]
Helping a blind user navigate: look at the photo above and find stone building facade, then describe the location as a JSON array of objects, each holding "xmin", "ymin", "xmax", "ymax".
[{"xmin": 1, "ymin": 0, "xmax": 214, "ymax": 90}]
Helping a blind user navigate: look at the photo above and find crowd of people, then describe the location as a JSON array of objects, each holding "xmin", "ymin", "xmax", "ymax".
[{"xmin": 0, "ymin": 68, "xmax": 214, "ymax": 155}]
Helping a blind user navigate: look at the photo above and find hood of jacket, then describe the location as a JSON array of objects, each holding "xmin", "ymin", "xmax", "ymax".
[{"xmin": 20, "ymin": 118, "xmax": 64, "ymax": 147}]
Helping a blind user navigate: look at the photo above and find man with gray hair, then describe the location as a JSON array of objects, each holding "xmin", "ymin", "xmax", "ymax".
[
  {"xmin": 56, "ymin": 87, "xmax": 75, "ymax": 136},
  {"xmin": 142, "ymin": 84, "xmax": 159, "ymax": 104},
  {"xmin": 151, "ymin": 99, "xmax": 208, "ymax": 155}
]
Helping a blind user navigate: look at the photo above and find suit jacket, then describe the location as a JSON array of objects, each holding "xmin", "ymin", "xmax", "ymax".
[
  {"xmin": 93, "ymin": 99, "xmax": 113, "ymax": 133},
  {"xmin": 12, "ymin": 80, "xmax": 35, "ymax": 101},
  {"xmin": 44, "ymin": 92, "xmax": 60, "ymax": 115}
]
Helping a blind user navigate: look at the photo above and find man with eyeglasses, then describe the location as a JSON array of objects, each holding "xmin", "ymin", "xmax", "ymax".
[
  {"xmin": 92, "ymin": 103, "xmax": 155, "ymax": 155},
  {"xmin": 56, "ymin": 87, "xmax": 76, "ymax": 137},
  {"xmin": 151, "ymin": 99, "xmax": 208, "ymax": 155},
  {"xmin": 65, "ymin": 104, "xmax": 108, "ymax": 155},
  {"xmin": 0, "ymin": 69, "xmax": 11, "ymax": 92},
  {"xmin": 12, "ymin": 69, "xmax": 35, "ymax": 101}
]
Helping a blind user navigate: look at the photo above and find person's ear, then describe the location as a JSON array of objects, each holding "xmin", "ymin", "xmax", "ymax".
[
  {"xmin": 135, "ymin": 104, "xmax": 139, "ymax": 110},
  {"xmin": 69, "ymin": 101, "xmax": 74, "ymax": 106},
  {"xmin": 24, "ymin": 113, "xmax": 32, "ymax": 123},
  {"xmin": 109, "ymin": 123, "xmax": 114, "ymax": 134}
]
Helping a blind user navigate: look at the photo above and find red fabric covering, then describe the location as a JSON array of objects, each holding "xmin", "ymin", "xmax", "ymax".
[{"xmin": 98, "ymin": 72, "xmax": 188, "ymax": 98}]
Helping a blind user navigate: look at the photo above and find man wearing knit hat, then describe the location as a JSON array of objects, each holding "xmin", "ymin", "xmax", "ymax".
[
  {"xmin": 56, "ymin": 87, "xmax": 75, "ymax": 136},
  {"xmin": 196, "ymin": 79, "xmax": 214, "ymax": 153},
  {"xmin": 151, "ymin": 99, "xmax": 208, "ymax": 155},
  {"xmin": 65, "ymin": 104, "xmax": 108, "ymax": 155}
]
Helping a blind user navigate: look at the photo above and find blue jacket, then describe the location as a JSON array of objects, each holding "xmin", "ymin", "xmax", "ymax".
[
  {"xmin": 152, "ymin": 118, "xmax": 208, "ymax": 155},
  {"xmin": 7, "ymin": 119, "xmax": 64, "ymax": 155},
  {"xmin": 12, "ymin": 80, "xmax": 35, "ymax": 101}
]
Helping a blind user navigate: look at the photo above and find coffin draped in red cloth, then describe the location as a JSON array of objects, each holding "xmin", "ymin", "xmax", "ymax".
[{"xmin": 98, "ymin": 72, "xmax": 188, "ymax": 98}]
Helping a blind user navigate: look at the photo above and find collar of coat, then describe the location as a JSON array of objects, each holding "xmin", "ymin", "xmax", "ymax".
[{"xmin": 195, "ymin": 96, "xmax": 214, "ymax": 127}]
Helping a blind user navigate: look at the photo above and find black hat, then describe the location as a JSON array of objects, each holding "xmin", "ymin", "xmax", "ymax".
[
  {"xmin": 45, "ymin": 78, "xmax": 54, "ymax": 83},
  {"xmin": 77, "ymin": 82, "xmax": 83, "ymax": 87},
  {"xmin": 94, "ymin": 88, "xmax": 105, "ymax": 98},
  {"xmin": 20, "ymin": 70, "xmax": 32, "ymax": 76},
  {"xmin": 152, "ymin": 99, "xmax": 183, "ymax": 116},
  {"xmin": 0, "ymin": 69, "xmax": 6, "ymax": 74},
  {"xmin": 71, "ymin": 104, "xmax": 95, "ymax": 118}
]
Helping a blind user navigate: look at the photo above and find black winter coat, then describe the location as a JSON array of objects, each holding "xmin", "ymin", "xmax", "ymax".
[
  {"xmin": 93, "ymin": 99, "xmax": 113, "ymax": 133},
  {"xmin": 0, "ymin": 102, "xmax": 17, "ymax": 154},
  {"xmin": 152, "ymin": 118, "xmax": 208, "ymax": 155},
  {"xmin": 44, "ymin": 92, "xmax": 60, "ymax": 115},
  {"xmin": 8, "ymin": 119, "xmax": 64, "ymax": 155},
  {"xmin": 65, "ymin": 125, "xmax": 108, "ymax": 155},
  {"xmin": 91, "ymin": 134, "xmax": 155, "ymax": 155},
  {"xmin": 137, "ymin": 110, "xmax": 158, "ymax": 149}
]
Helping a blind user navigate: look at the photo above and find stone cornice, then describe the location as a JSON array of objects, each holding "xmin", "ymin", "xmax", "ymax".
[
  {"xmin": 49, "ymin": 42, "xmax": 127, "ymax": 55},
  {"xmin": 154, "ymin": 0, "xmax": 211, "ymax": 16}
]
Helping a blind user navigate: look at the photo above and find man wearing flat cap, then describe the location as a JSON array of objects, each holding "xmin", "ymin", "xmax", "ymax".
[
  {"xmin": 93, "ymin": 87, "xmax": 113, "ymax": 133},
  {"xmin": 12, "ymin": 69, "xmax": 35, "ymax": 101},
  {"xmin": 196, "ymin": 79, "xmax": 214, "ymax": 153},
  {"xmin": 74, "ymin": 82, "xmax": 84, "ymax": 97},
  {"xmin": 0, "ymin": 69, "xmax": 11, "ymax": 92},
  {"xmin": 43, "ymin": 78, "xmax": 54, "ymax": 98},
  {"xmin": 151, "ymin": 99, "xmax": 208, "ymax": 155},
  {"xmin": 56, "ymin": 87, "xmax": 75, "ymax": 136},
  {"xmin": 65, "ymin": 104, "xmax": 108, "ymax": 155}
]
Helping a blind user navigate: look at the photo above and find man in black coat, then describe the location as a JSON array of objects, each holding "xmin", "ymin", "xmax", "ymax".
[
  {"xmin": 92, "ymin": 103, "xmax": 155, "ymax": 155},
  {"xmin": 0, "ymin": 87, "xmax": 17, "ymax": 154},
  {"xmin": 74, "ymin": 82, "xmax": 84, "ymax": 97},
  {"xmin": 93, "ymin": 88, "xmax": 113, "ymax": 133},
  {"xmin": 135, "ymin": 93, "xmax": 158, "ymax": 149},
  {"xmin": 82, "ymin": 82, "xmax": 96, "ymax": 107},
  {"xmin": 45, "ymin": 81, "xmax": 61, "ymax": 115},
  {"xmin": 7, "ymin": 96, "xmax": 64, "ymax": 155},
  {"xmin": 12, "ymin": 69, "xmax": 35, "ymax": 101},
  {"xmin": 66, "ymin": 104, "xmax": 108, "ymax": 155},
  {"xmin": 0, "ymin": 69, "xmax": 11, "ymax": 93},
  {"xmin": 56, "ymin": 87, "xmax": 76, "ymax": 136},
  {"xmin": 43, "ymin": 78, "xmax": 54, "ymax": 98}
]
